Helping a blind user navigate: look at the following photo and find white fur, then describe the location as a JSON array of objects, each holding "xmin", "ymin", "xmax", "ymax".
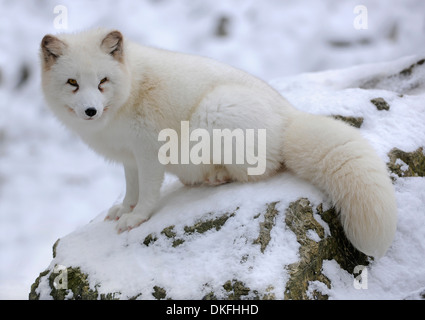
[{"xmin": 40, "ymin": 28, "xmax": 397, "ymax": 258}]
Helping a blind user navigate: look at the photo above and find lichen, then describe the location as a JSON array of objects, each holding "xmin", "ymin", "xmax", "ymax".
[
  {"xmin": 370, "ymin": 97, "xmax": 390, "ymax": 111},
  {"xmin": 143, "ymin": 209, "xmax": 237, "ymax": 249},
  {"xmin": 387, "ymin": 147, "xmax": 425, "ymax": 178},
  {"xmin": 399, "ymin": 58, "xmax": 425, "ymax": 77},
  {"xmin": 100, "ymin": 292, "xmax": 121, "ymax": 300},
  {"xmin": 202, "ymin": 292, "xmax": 217, "ymax": 300},
  {"xmin": 223, "ymin": 279, "xmax": 250, "ymax": 300},
  {"xmin": 161, "ymin": 225, "xmax": 184, "ymax": 247},
  {"xmin": 201, "ymin": 280, "xmax": 276, "ymax": 300},
  {"xmin": 48, "ymin": 266, "xmax": 99, "ymax": 300},
  {"xmin": 32, "ymin": 265, "xmax": 119, "ymax": 300},
  {"xmin": 52, "ymin": 238, "xmax": 60, "ymax": 258},
  {"xmin": 161, "ymin": 225, "xmax": 177, "ymax": 238},
  {"xmin": 253, "ymin": 202, "xmax": 279, "ymax": 253},
  {"xmin": 152, "ymin": 286, "xmax": 167, "ymax": 300},
  {"xmin": 284, "ymin": 198, "xmax": 370, "ymax": 300},
  {"xmin": 332, "ymin": 115, "xmax": 364, "ymax": 128},
  {"xmin": 142, "ymin": 233, "xmax": 157, "ymax": 246},
  {"xmin": 261, "ymin": 286, "xmax": 276, "ymax": 300},
  {"xmin": 128, "ymin": 293, "xmax": 143, "ymax": 300},
  {"xmin": 29, "ymin": 269, "xmax": 49, "ymax": 300},
  {"xmin": 184, "ymin": 209, "xmax": 237, "ymax": 235}
]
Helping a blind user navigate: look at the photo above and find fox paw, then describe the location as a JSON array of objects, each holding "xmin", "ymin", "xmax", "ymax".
[
  {"xmin": 104, "ymin": 203, "xmax": 135, "ymax": 221},
  {"xmin": 116, "ymin": 213, "xmax": 148, "ymax": 233},
  {"xmin": 204, "ymin": 168, "xmax": 232, "ymax": 186}
]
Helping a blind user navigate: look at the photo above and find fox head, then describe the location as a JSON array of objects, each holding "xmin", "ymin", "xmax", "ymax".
[{"xmin": 40, "ymin": 29, "xmax": 131, "ymax": 130}]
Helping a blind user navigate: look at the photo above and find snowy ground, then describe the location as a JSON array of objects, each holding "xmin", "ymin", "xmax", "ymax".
[{"xmin": 1, "ymin": 0, "xmax": 425, "ymax": 299}]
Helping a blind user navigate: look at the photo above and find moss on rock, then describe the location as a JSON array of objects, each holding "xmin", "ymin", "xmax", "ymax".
[
  {"xmin": 29, "ymin": 269, "xmax": 49, "ymax": 300},
  {"xmin": 142, "ymin": 209, "xmax": 238, "ymax": 249},
  {"xmin": 30, "ymin": 265, "xmax": 121, "ymax": 300},
  {"xmin": 387, "ymin": 147, "xmax": 425, "ymax": 178},
  {"xmin": 370, "ymin": 97, "xmax": 390, "ymax": 111},
  {"xmin": 160, "ymin": 225, "xmax": 184, "ymax": 247},
  {"xmin": 161, "ymin": 225, "xmax": 177, "ymax": 238},
  {"xmin": 284, "ymin": 198, "xmax": 370, "ymax": 300},
  {"xmin": 52, "ymin": 238, "xmax": 60, "ymax": 258},
  {"xmin": 223, "ymin": 279, "xmax": 251, "ymax": 300},
  {"xmin": 201, "ymin": 279, "xmax": 277, "ymax": 300},
  {"xmin": 261, "ymin": 286, "xmax": 276, "ymax": 300},
  {"xmin": 48, "ymin": 266, "xmax": 99, "ymax": 300},
  {"xmin": 142, "ymin": 233, "xmax": 158, "ymax": 246},
  {"xmin": 184, "ymin": 210, "xmax": 236, "ymax": 235},
  {"xmin": 399, "ymin": 58, "xmax": 425, "ymax": 77},
  {"xmin": 152, "ymin": 286, "xmax": 167, "ymax": 300},
  {"xmin": 332, "ymin": 115, "xmax": 364, "ymax": 128},
  {"xmin": 253, "ymin": 202, "xmax": 279, "ymax": 253}
]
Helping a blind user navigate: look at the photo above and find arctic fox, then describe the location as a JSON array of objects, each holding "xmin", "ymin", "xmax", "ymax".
[{"xmin": 40, "ymin": 28, "xmax": 397, "ymax": 258}]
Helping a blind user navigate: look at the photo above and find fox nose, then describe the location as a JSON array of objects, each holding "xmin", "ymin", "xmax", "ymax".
[{"xmin": 85, "ymin": 108, "xmax": 97, "ymax": 117}]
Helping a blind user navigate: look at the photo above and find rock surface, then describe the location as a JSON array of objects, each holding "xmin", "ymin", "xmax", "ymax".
[
  {"xmin": 29, "ymin": 56, "xmax": 425, "ymax": 300},
  {"xmin": 30, "ymin": 198, "xmax": 370, "ymax": 300}
]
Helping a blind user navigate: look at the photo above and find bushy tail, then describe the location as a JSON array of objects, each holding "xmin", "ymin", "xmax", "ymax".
[{"xmin": 282, "ymin": 112, "xmax": 397, "ymax": 258}]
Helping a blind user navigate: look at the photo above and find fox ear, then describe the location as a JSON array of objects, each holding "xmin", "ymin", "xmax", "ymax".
[
  {"xmin": 101, "ymin": 30, "xmax": 124, "ymax": 62},
  {"xmin": 41, "ymin": 35, "xmax": 66, "ymax": 69}
]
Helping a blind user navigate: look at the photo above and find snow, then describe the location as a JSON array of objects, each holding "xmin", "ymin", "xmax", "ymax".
[{"xmin": 1, "ymin": 0, "xmax": 425, "ymax": 299}]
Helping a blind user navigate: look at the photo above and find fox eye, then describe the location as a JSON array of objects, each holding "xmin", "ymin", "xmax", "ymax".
[
  {"xmin": 67, "ymin": 79, "xmax": 78, "ymax": 87},
  {"xmin": 67, "ymin": 79, "xmax": 79, "ymax": 92},
  {"xmin": 98, "ymin": 77, "xmax": 108, "ymax": 91}
]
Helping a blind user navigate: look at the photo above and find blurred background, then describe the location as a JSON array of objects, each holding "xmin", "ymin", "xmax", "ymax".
[{"xmin": 0, "ymin": 0, "xmax": 424, "ymax": 299}]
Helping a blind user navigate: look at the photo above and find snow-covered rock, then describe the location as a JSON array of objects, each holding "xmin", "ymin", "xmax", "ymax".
[{"xmin": 29, "ymin": 56, "xmax": 425, "ymax": 300}]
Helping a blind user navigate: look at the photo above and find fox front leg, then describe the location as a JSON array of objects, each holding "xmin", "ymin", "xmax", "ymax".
[
  {"xmin": 116, "ymin": 148, "xmax": 165, "ymax": 233},
  {"xmin": 105, "ymin": 165, "xmax": 139, "ymax": 221}
]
